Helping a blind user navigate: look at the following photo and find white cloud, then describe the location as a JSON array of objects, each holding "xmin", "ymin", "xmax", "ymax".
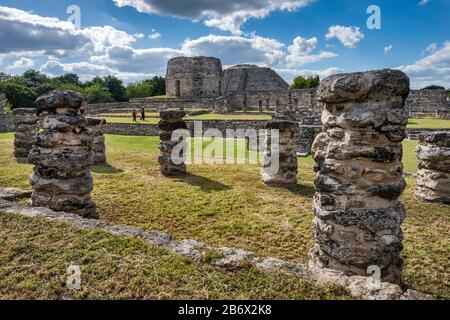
[
  {"xmin": 90, "ymin": 45, "xmax": 182, "ymax": 73},
  {"xmin": 149, "ymin": 29, "xmax": 161, "ymax": 39},
  {"xmin": 40, "ymin": 59, "xmax": 150, "ymax": 82},
  {"xmin": 397, "ymin": 41, "xmax": 450, "ymax": 89},
  {"xmin": 384, "ymin": 45, "xmax": 393, "ymax": 54},
  {"xmin": 181, "ymin": 34, "xmax": 286, "ymax": 66},
  {"xmin": 326, "ymin": 25, "xmax": 364, "ymax": 48},
  {"xmin": 112, "ymin": 0, "xmax": 314, "ymax": 34},
  {"xmin": 423, "ymin": 42, "xmax": 438, "ymax": 55},
  {"xmin": 276, "ymin": 67, "xmax": 343, "ymax": 83},
  {"xmin": 134, "ymin": 33, "xmax": 145, "ymax": 39},
  {"xmin": 7, "ymin": 57, "xmax": 34, "ymax": 70},
  {"xmin": 418, "ymin": 0, "xmax": 431, "ymax": 6},
  {"xmin": 0, "ymin": 6, "xmax": 138, "ymax": 56},
  {"xmin": 286, "ymin": 36, "xmax": 337, "ymax": 67}
]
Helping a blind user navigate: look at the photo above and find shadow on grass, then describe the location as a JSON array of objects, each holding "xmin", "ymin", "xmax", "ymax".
[
  {"xmin": 286, "ymin": 183, "xmax": 315, "ymax": 198},
  {"xmin": 172, "ymin": 172, "xmax": 232, "ymax": 193},
  {"xmin": 91, "ymin": 163, "xmax": 124, "ymax": 174}
]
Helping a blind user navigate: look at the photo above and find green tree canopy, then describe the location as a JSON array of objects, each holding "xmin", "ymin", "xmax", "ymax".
[
  {"xmin": 290, "ymin": 76, "xmax": 320, "ymax": 89},
  {"xmin": 84, "ymin": 83, "xmax": 114, "ymax": 104}
]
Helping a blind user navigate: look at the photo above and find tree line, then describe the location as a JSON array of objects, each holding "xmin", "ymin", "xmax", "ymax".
[{"xmin": 0, "ymin": 70, "xmax": 165, "ymax": 109}]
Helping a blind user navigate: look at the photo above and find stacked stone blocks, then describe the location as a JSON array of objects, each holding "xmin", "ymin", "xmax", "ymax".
[
  {"xmin": 29, "ymin": 90, "xmax": 97, "ymax": 218},
  {"xmin": 310, "ymin": 69, "xmax": 410, "ymax": 284},
  {"xmin": 158, "ymin": 111, "xmax": 187, "ymax": 176},
  {"xmin": 415, "ymin": 132, "xmax": 450, "ymax": 204},
  {"xmin": 13, "ymin": 108, "xmax": 38, "ymax": 161},
  {"xmin": 262, "ymin": 115, "xmax": 299, "ymax": 186},
  {"xmin": 86, "ymin": 118, "xmax": 107, "ymax": 165}
]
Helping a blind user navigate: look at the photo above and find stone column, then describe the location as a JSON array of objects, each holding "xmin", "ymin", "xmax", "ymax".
[
  {"xmin": 86, "ymin": 118, "xmax": 107, "ymax": 165},
  {"xmin": 262, "ymin": 116, "xmax": 299, "ymax": 186},
  {"xmin": 13, "ymin": 108, "xmax": 38, "ymax": 162},
  {"xmin": 415, "ymin": 132, "xmax": 450, "ymax": 204},
  {"xmin": 0, "ymin": 93, "xmax": 6, "ymax": 114},
  {"xmin": 158, "ymin": 110, "xmax": 187, "ymax": 176},
  {"xmin": 309, "ymin": 69, "xmax": 410, "ymax": 284},
  {"xmin": 29, "ymin": 90, "xmax": 97, "ymax": 218}
]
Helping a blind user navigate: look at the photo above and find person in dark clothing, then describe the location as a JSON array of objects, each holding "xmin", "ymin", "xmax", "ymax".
[
  {"xmin": 140, "ymin": 107, "xmax": 146, "ymax": 121},
  {"xmin": 132, "ymin": 110, "xmax": 137, "ymax": 122}
]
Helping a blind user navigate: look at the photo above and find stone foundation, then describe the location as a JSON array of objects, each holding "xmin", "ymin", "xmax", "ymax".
[
  {"xmin": 28, "ymin": 90, "xmax": 97, "ymax": 218},
  {"xmin": 262, "ymin": 117, "xmax": 299, "ymax": 186},
  {"xmin": 310, "ymin": 69, "xmax": 410, "ymax": 284},
  {"xmin": 415, "ymin": 132, "xmax": 450, "ymax": 204},
  {"xmin": 158, "ymin": 111, "xmax": 187, "ymax": 176},
  {"xmin": 13, "ymin": 108, "xmax": 38, "ymax": 161},
  {"xmin": 86, "ymin": 118, "xmax": 107, "ymax": 165}
]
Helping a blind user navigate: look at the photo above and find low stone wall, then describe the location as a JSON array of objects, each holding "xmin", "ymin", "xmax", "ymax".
[
  {"xmin": 103, "ymin": 122, "xmax": 159, "ymax": 136},
  {"xmin": 406, "ymin": 128, "xmax": 450, "ymax": 140},
  {"xmin": 0, "ymin": 115, "xmax": 14, "ymax": 132},
  {"xmin": 405, "ymin": 88, "xmax": 450, "ymax": 119},
  {"xmin": 86, "ymin": 97, "xmax": 218, "ymax": 115}
]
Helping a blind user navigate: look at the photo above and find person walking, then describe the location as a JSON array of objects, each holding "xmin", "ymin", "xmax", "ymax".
[
  {"xmin": 132, "ymin": 110, "xmax": 137, "ymax": 122},
  {"xmin": 140, "ymin": 107, "xmax": 146, "ymax": 121}
]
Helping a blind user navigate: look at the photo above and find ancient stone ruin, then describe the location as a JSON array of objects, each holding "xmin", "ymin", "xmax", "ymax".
[
  {"xmin": 166, "ymin": 57, "xmax": 223, "ymax": 97},
  {"xmin": 158, "ymin": 110, "xmax": 187, "ymax": 176},
  {"xmin": 415, "ymin": 132, "xmax": 450, "ymax": 204},
  {"xmin": 28, "ymin": 90, "xmax": 97, "ymax": 218},
  {"xmin": 0, "ymin": 93, "xmax": 6, "ymax": 115},
  {"xmin": 86, "ymin": 118, "xmax": 107, "ymax": 165},
  {"xmin": 262, "ymin": 115, "xmax": 299, "ymax": 186},
  {"xmin": 310, "ymin": 69, "xmax": 410, "ymax": 284},
  {"xmin": 13, "ymin": 108, "xmax": 38, "ymax": 162}
]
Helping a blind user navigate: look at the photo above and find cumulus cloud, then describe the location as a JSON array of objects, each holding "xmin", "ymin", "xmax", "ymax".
[
  {"xmin": 0, "ymin": 6, "xmax": 138, "ymax": 56},
  {"xmin": 286, "ymin": 36, "xmax": 337, "ymax": 67},
  {"xmin": 384, "ymin": 45, "xmax": 393, "ymax": 54},
  {"xmin": 149, "ymin": 29, "xmax": 161, "ymax": 39},
  {"xmin": 112, "ymin": 0, "xmax": 314, "ymax": 34},
  {"xmin": 276, "ymin": 67, "xmax": 343, "ymax": 83},
  {"xmin": 397, "ymin": 41, "xmax": 450, "ymax": 88},
  {"xmin": 181, "ymin": 34, "xmax": 286, "ymax": 66},
  {"xmin": 40, "ymin": 59, "xmax": 150, "ymax": 82},
  {"xmin": 7, "ymin": 57, "xmax": 34, "ymax": 70},
  {"xmin": 90, "ymin": 45, "xmax": 182, "ymax": 73},
  {"xmin": 326, "ymin": 25, "xmax": 364, "ymax": 48},
  {"xmin": 423, "ymin": 42, "xmax": 438, "ymax": 55}
]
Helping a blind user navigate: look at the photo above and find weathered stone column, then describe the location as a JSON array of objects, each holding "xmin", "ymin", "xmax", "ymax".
[
  {"xmin": 309, "ymin": 69, "xmax": 410, "ymax": 284},
  {"xmin": 86, "ymin": 118, "xmax": 107, "ymax": 165},
  {"xmin": 415, "ymin": 132, "xmax": 450, "ymax": 204},
  {"xmin": 13, "ymin": 108, "xmax": 38, "ymax": 161},
  {"xmin": 262, "ymin": 116, "xmax": 299, "ymax": 186},
  {"xmin": 158, "ymin": 110, "xmax": 187, "ymax": 176},
  {"xmin": 29, "ymin": 90, "xmax": 97, "ymax": 218}
]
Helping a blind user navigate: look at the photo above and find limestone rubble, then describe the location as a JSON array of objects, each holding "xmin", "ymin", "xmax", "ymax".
[
  {"xmin": 13, "ymin": 108, "xmax": 38, "ymax": 161},
  {"xmin": 86, "ymin": 118, "xmax": 107, "ymax": 165}
]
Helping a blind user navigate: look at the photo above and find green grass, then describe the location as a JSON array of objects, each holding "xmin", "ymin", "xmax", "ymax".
[
  {"xmin": 0, "ymin": 132, "xmax": 448, "ymax": 299},
  {"xmin": 407, "ymin": 118, "xmax": 450, "ymax": 129},
  {"xmin": 0, "ymin": 213, "xmax": 349, "ymax": 300}
]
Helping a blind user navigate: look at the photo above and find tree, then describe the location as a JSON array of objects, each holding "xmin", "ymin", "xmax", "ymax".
[
  {"xmin": 148, "ymin": 76, "xmax": 166, "ymax": 96},
  {"xmin": 103, "ymin": 75, "xmax": 126, "ymax": 102},
  {"xmin": 54, "ymin": 73, "xmax": 80, "ymax": 85},
  {"xmin": 0, "ymin": 82, "xmax": 37, "ymax": 108},
  {"xmin": 422, "ymin": 85, "xmax": 445, "ymax": 90},
  {"xmin": 290, "ymin": 76, "xmax": 320, "ymax": 89},
  {"xmin": 84, "ymin": 83, "xmax": 114, "ymax": 104}
]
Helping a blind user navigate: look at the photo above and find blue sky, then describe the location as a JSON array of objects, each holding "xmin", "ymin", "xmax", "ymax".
[{"xmin": 0, "ymin": 0, "xmax": 449, "ymax": 88}]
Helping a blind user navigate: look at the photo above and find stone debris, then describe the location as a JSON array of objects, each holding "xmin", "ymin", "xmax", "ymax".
[
  {"xmin": 28, "ymin": 90, "xmax": 97, "ymax": 218},
  {"xmin": 86, "ymin": 118, "xmax": 107, "ymax": 165},
  {"xmin": 310, "ymin": 69, "xmax": 410, "ymax": 285},
  {"xmin": 158, "ymin": 110, "xmax": 188, "ymax": 176},
  {"xmin": 262, "ymin": 116, "xmax": 299, "ymax": 186},
  {"xmin": 415, "ymin": 132, "xmax": 450, "ymax": 204},
  {"xmin": 0, "ymin": 188, "xmax": 432, "ymax": 300},
  {"xmin": 0, "ymin": 187, "xmax": 32, "ymax": 201},
  {"xmin": 13, "ymin": 108, "xmax": 39, "ymax": 161}
]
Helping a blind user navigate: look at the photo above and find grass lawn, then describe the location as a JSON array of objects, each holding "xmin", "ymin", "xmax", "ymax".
[
  {"xmin": 407, "ymin": 118, "xmax": 450, "ymax": 129},
  {"xmin": 0, "ymin": 133, "xmax": 449, "ymax": 299}
]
